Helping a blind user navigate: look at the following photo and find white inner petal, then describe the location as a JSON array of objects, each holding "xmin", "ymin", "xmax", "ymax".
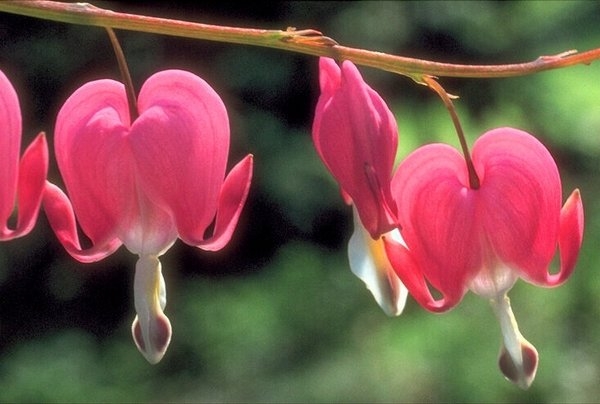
[
  {"xmin": 347, "ymin": 206, "xmax": 408, "ymax": 316},
  {"xmin": 469, "ymin": 258, "xmax": 518, "ymax": 299}
]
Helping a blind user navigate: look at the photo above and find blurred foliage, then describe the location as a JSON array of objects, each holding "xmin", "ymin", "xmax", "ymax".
[{"xmin": 1, "ymin": 1, "xmax": 599, "ymax": 402}]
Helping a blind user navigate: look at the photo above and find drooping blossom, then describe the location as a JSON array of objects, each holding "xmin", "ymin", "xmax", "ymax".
[
  {"xmin": 384, "ymin": 127, "xmax": 584, "ymax": 388},
  {"xmin": 312, "ymin": 57, "xmax": 407, "ymax": 316},
  {"xmin": 43, "ymin": 69, "xmax": 253, "ymax": 364},
  {"xmin": 0, "ymin": 69, "xmax": 48, "ymax": 241}
]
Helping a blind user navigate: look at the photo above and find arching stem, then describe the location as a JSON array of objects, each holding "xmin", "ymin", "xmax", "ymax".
[
  {"xmin": 423, "ymin": 76, "xmax": 480, "ymax": 189},
  {"xmin": 3, "ymin": 2, "xmax": 600, "ymax": 80},
  {"xmin": 106, "ymin": 27, "xmax": 138, "ymax": 122}
]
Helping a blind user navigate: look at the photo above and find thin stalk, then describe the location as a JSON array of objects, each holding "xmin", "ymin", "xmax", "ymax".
[
  {"xmin": 106, "ymin": 27, "xmax": 138, "ymax": 122},
  {"xmin": 1, "ymin": 1, "xmax": 600, "ymax": 81},
  {"xmin": 424, "ymin": 76, "xmax": 480, "ymax": 189}
]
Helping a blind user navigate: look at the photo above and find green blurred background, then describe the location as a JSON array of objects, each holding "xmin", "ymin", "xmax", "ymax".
[{"xmin": 1, "ymin": 1, "xmax": 599, "ymax": 402}]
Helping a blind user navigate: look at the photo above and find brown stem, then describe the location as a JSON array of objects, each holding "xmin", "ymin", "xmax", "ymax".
[
  {"xmin": 106, "ymin": 27, "xmax": 138, "ymax": 122},
  {"xmin": 423, "ymin": 76, "xmax": 480, "ymax": 189},
  {"xmin": 1, "ymin": 1, "xmax": 600, "ymax": 81}
]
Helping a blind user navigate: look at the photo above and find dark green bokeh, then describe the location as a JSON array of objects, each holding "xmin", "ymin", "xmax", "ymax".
[{"xmin": 1, "ymin": 1, "xmax": 599, "ymax": 402}]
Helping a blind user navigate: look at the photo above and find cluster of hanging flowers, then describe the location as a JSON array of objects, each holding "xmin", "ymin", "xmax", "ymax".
[
  {"xmin": 311, "ymin": 57, "xmax": 584, "ymax": 389},
  {"xmin": 0, "ymin": 50, "xmax": 585, "ymax": 388},
  {"xmin": 0, "ymin": 67, "xmax": 253, "ymax": 364}
]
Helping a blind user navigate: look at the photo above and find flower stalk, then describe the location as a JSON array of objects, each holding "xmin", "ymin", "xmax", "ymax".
[
  {"xmin": 423, "ymin": 76, "xmax": 480, "ymax": 189},
  {"xmin": 106, "ymin": 27, "xmax": 138, "ymax": 121},
  {"xmin": 1, "ymin": 1, "xmax": 600, "ymax": 81}
]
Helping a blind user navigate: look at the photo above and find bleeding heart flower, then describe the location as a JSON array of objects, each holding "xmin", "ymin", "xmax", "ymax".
[
  {"xmin": 312, "ymin": 57, "xmax": 407, "ymax": 316},
  {"xmin": 312, "ymin": 57, "xmax": 398, "ymax": 238},
  {"xmin": 43, "ymin": 69, "xmax": 253, "ymax": 364},
  {"xmin": 0, "ymin": 69, "xmax": 48, "ymax": 241},
  {"xmin": 384, "ymin": 127, "xmax": 584, "ymax": 388}
]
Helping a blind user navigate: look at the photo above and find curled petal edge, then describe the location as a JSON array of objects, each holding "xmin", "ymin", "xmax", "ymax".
[
  {"xmin": 179, "ymin": 154, "xmax": 253, "ymax": 251},
  {"xmin": 1, "ymin": 132, "xmax": 48, "ymax": 240},
  {"xmin": 42, "ymin": 181, "xmax": 122, "ymax": 263},
  {"xmin": 524, "ymin": 189, "xmax": 583, "ymax": 287},
  {"xmin": 383, "ymin": 236, "xmax": 462, "ymax": 313},
  {"xmin": 548, "ymin": 189, "xmax": 584, "ymax": 286}
]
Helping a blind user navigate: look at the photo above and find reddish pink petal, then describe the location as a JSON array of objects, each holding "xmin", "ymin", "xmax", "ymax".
[
  {"xmin": 54, "ymin": 79, "xmax": 136, "ymax": 248},
  {"xmin": 131, "ymin": 70, "xmax": 231, "ymax": 240},
  {"xmin": 0, "ymin": 70, "xmax": 48, "ymax": 240},
  {"xmin": 472, "ymin": 128, "xmax": 562, "ymax": 279},
  {"xmin": 43, "ymin": 182, "xmax": 121, "ymax": 262},
  {"xmin": 317, "ymin": 57, "xmax": 341, "ymax": 96},
  {"xmin": 181, "ymin": 154, "xmax": 253, "ymax": 251},
  {"xmin": 547, "ymin": 189, "xmax": 584, "ymax": 285},
  {"xmin": 0, "ymin": 69, "xmax": 22, "ymax": 230},
  {"xmin": 383, "ymin": 236, "xmax": 460, "ymax": 312},
  {"xmin": 312, "ymin": 58, "xmax": 398, "ymax": 238},
  {"xmin": 391, "ymin": 143, "xmax": 478, "ymax": 303},
  {"xmin": 3, "ymin": 133, "xmax": 48, "ymax": 239}
]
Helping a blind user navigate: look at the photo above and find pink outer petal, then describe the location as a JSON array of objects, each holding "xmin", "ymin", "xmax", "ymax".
[
  {"xmin": 391, "ymin": 143, "xmax": 476, "ymax": 308},
  {"xmin": 43, "ymin": 181, "xmax": 122, "ymax": 263},
  {"xmin": 545, "ymin": 189, "xmax": 583, "ymax": 286},
  {"xmin": 54, "ymin": 79, "xmax": 136, "ymax": 249},
  {"xmin": 384, "ymin": 236, "xmax": 461, "ymax": 312},
  {"xmin": 179, "ymin": 154, "xmax": 253, "ymax": 251},
  {"xmin": 312, "ymin": 58, "xmax": 398, "ymax": 238},
  {"xmin": 469, "ymin": 128, "xmax": 583, "ymax": 288},
  {"xmin": 131, "ymin": 70, "xmax": 231, "ymax": 239},
  {"xmin": 472, "ymin": 128, "xmax": 562, "ymax": 277},
  {"xmin": 316, "ymin": 57, "xmax": 340, "ymax": 97},
  {"xmin": 1, "ymin": 133, "xmax": 48, "ymax": 239},
  {"xmin": 0, "ymin": 69, "xmax": 22, "ymax": 227}
]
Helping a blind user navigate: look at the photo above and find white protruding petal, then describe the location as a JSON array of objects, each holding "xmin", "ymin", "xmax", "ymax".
[
  {"xmin": 348, "ymin": 206, "xmax": 408, "ymax": 316},
  {"xmin": 132, "ymin": 254, "xmax": 172, "ymax": 364},
  {"xmin": 469, "ymin": 262, "xmax": 518, "ymax": 300},
  {"xmin": 490, "ymin": 294, "xmax": 539, "ymax": 389}
]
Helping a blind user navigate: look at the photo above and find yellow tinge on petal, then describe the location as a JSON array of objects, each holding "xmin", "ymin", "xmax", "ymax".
[
  {"xmin": 132, "ymin": 254, "xmax": 172, "ymax": 364},
  {"xmin": 348, "ymin": 206, "xmax": 408, "ymax": 316}
]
